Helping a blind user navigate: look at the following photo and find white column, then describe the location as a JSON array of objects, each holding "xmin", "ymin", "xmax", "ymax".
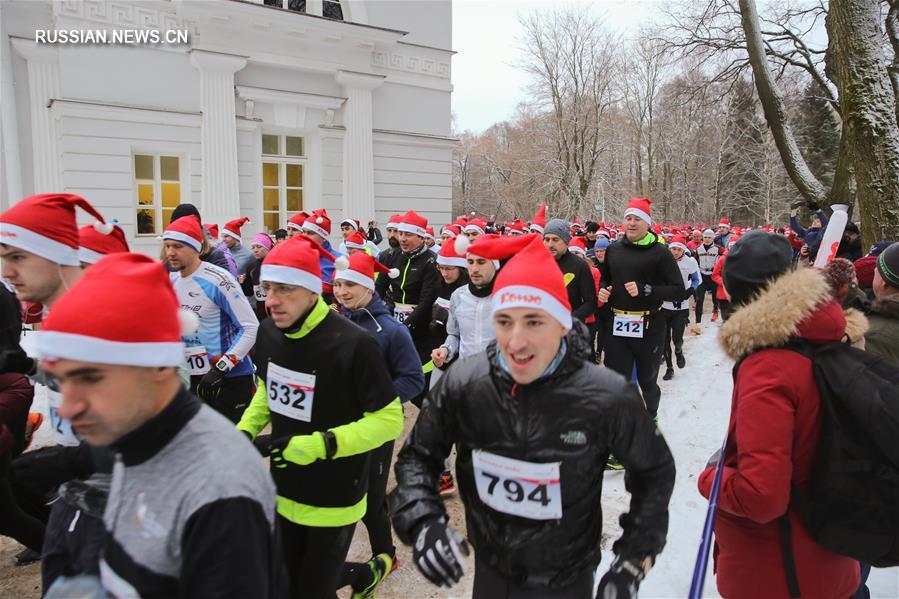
[
  {"xmin": 11, "ymin": 39, "xmax": 61, "ymax": 194},
  {"xmin": 335, "ymin": 70, "xmax": 384, "ymax": 224},
  {"xmin": 190, "ymin": 50, "xmax": 246, "ymax": 226}
]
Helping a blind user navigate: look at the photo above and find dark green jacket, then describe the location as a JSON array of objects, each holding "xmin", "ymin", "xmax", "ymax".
[{"xmin": 865, "ymin": 295, "xmax": 899, "ymax": 367}]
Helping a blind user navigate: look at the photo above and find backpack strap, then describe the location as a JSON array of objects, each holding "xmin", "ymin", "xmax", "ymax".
[{"xmin": 778, "ymin": 514, "xmax": 802, "ymax": 598}]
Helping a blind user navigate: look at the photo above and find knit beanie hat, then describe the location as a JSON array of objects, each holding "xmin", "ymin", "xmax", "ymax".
[
  {"xmin": 544, "ymin": 218, "xmax": 571, "ymax": 244},
  {"xmin": 36, "ymin": 253, "xmax": 190, "ymax": 366},
  {"xmin": 251, "ymin": 233, "xmax": 274, "ymax": 250},
  {"xmin": 723, "ymin": 231, "xmax": 794, "ymax": 306},
  {"xmin": 824, "ymin": 258, "xmax": 856, "ymax": 294},
  {"xmin": 170, "ymin": 203, "xmax": 201, "ymax": 224},
  {"xmin": 876, "ymin": 242, "xmax": 899, "ymax": 288},
  {"xmin": 595, "ymin": 237, "xmax": 610, "ymax": 250}
]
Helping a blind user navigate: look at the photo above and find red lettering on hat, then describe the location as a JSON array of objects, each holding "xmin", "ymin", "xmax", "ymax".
[{"xmin": 499, "ymin": 292, "xmax": 542, "ymax": 305}]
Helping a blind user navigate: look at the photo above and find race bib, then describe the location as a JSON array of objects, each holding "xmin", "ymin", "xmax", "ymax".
[
  {"xmin": 393, "ymin": 303, "xmax": 416, "ymax": 324},
  {"xmin": 253, "ymin": 284, "xmax": 266, "ymax": 302},
  {"xmin": 47, "ymin": 389, "xmax": 79, "ymax": 446},
  {"xmin": 472, "ymin": 450, "xmax": 562, "ymax": 520},
  {"xmin": 613, "ymin": 313, "xmax": 644, "ymax": 338},
  {"xmin": 267, "ymin": 363, "xmax": 315, "ymax": 422},
  {"xmin": 185, "ymin": 345, "xmax": 211, "ymax": 376}
]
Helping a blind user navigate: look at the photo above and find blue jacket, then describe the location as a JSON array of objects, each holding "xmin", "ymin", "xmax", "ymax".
[
  {"xmin": 321, "ymin": 240, "xmax": 344, "ymax": 286},
  {"xmin": 342, "ymin": 294, "xmax": 424, "ymax": 403},
  {"xmin": 790, "ymin": 209, "xmax": 829, "ymax": 254}
]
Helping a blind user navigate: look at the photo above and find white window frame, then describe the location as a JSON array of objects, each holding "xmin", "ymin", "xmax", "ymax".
[
  {"xmin": 132, "ymin": 153, "xmax": 185, "ymax": 237},
  {"xmin": 261, "ymin": 133, "xmax": 307, "ymax": 233}
]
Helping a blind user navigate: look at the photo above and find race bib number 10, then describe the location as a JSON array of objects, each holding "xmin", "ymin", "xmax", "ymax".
[
  {"xmin": 267, "ymin": 363, "xmax": 316, "ymax": 422},
  {"xmin": 612, "ymin": 313, "xmax": 645, "ymax": 338},
  {"xmin": 472, "ymin": 450, "xmax": 562, "ymax": 520},
  {"xmin": 184, "ymin": 346, "xmax": 211, "ymax": 376}
]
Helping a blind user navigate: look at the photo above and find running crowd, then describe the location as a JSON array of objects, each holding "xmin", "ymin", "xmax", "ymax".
[{"xmin": 0, "ymin": 192, "xmax": 897, "ymax": 599}]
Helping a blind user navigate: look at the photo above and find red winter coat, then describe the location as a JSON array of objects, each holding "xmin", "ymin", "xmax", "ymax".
[
  {"xmin": 699, "ymin": 267, "xmax": 863, "ymax": 599},
  {"xmin": 710, "ymin": 254, "xmax": 729, "ymax": 301},
  {"xmin": 0, "ymin": 373, "xmax": 34, "ymax": 457}
]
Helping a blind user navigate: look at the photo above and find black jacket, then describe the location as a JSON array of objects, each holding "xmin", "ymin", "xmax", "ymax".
[
  {"xmin": 375, "ymin": 244, "xmax": 439, "ymax": 343},
  {"xmin": 555, "ymin": 250, "xmax": 598, "ymax": 323},
  {"xmin": 367, "ymin": 227, "xmax": 383, "ymax": 246},
  {"xmin": 391, "ymin": 324, "xmax": 675, "ymax": 589},
  {"xmin": 603, "ymin": 233, "xmax": 687, "ymax": 314}
]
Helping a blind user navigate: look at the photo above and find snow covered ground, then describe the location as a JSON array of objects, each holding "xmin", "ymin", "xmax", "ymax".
[{"xmin": 17, "ymin": 319, "xmax": 899, "ymax": 598}]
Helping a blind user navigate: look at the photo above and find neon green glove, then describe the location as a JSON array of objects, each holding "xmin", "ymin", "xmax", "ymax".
[{"xmin": 270, "ymin": 433, "xmax": 326, "ymax": 467}]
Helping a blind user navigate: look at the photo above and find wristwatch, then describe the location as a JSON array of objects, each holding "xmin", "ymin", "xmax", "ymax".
[
  {"xmin": 322, "ymin": 430, "xmax": 338, "ymax": 459},
  {"xmin": 214, "ymin": 354, "xmax": 237, "ymax": 373}
]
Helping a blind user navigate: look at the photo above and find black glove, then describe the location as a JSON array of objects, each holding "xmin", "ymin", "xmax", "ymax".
[
  {"xmin": 413, "ymin": 518, "xmax": 469, "ymax": 588},
  {"xmin": 596, "ymin": 556, "xmax": 648, "ymax": 599},
  {"xmin": 196, "ymin": 368, "xmax": 226, "ymax": 400},
  {"xmin": 10, "ymin": 443, "xmax": 95, "ymax": 493},
  {"xmin": 252, "ymin": 433, "xmax": 272, "ymax": 457},
  {"xmin": 0, "ymin": 348, "xmax": 36, "ymax": 375}
]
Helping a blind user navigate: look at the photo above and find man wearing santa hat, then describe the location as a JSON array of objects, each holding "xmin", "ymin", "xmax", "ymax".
[
  {"xmin": 36, "ymin": 253, "xmax": 280, "ymax": 598},
  {"xmin": 237, "ymin": 235, "xmax": 402, "ymax": 599},
  {"xmin": 301, "ymin": 208, "xmax": 346, "ymax": 303},
  {"xmin": 221, "ymin": 217, "xmax": 254, "ymax": 276},
  {"xmin": 162, "ymin": 216, "xmax": 259, "ymax": 424},
  {"xmin": 660, "ymin": 236, "xmax": 701, "ymax": 381},
  {"xmin": 596, "ymin": 198, "xmax": 686, "ymax": 424},
  {"xmin": 392, "ymin": 234, "xmax": 675, "ymax": 599}
]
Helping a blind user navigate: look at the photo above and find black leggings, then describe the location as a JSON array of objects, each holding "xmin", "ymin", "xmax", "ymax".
[
  {"xmin": 662, "ymin": 309, "xmax": 689, "ymax": 369},
  {"xmin": 695, "ymin": 274, "xmax": 719, "ymax": 322},
  {"xmin": 603, "ymin": 315, "xmax": 666, "ymax": 418},
  {"xmin": 279, "ymin": 516, "xmax": 356, "ymax": 599},
  {"xmin": 0, "ymin": 453, "xmax": 44, "ymax": 552},
  {"xmin": 472, "ymin": 556, "xmax": 594, "ymax": 598},
  {"xmin": 360, "ymin": 441, "xmax": 396, "ymax": 558}
]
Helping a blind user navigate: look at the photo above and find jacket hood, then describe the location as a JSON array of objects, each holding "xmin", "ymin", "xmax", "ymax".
[
  {"xmin": 869, "ymin": 295, "xmax": 899, "ymax": 320},
  {"xmin": 720, "ymin": 267, "xmax": 869, "ymax": 360}
]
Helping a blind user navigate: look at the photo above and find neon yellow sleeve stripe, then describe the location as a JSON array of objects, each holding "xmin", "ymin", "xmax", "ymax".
[
  {"xmin": 276, "ymin": 493, "xmax": 367, "ymax": 527},
  {"xmin": 330, "ymin": 398, "xmax": 403, "ymax": 459},
  {"xmin": 236, "ymin": 377, "xmax": 270, "ymax": 439}
]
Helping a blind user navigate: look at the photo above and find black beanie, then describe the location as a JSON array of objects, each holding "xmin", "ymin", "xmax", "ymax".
[
  {"xmin": 876, "ymin": 242, "xmax": 899, "ymax": 288},
  {"xmin": 170, "ymin": 203, "xmax": 201, "ymax": 224},
  {"xmin": 723, "ymin": 231, "xmax": 794, "ymax": 306}
]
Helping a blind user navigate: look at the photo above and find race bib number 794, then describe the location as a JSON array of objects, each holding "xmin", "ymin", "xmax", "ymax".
[
  {"xmin": 472, "ymin": 450, "xmax": 562, "ymax": 520},
  {"xmin": 266, "ymin": 363, "xmax": 315, "ymax": 422}
]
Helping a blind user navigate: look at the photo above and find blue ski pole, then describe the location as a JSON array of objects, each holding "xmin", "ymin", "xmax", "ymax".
[{"xmin": 688, "ymin": 435, "xmax": 728, "ymax": 599}]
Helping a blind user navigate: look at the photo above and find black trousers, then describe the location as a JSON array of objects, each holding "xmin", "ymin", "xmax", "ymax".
[
  {"xmin": 42, "ymin": 497, "xmax": 105, "ymax": 591},
  {"xmin": 662, "ymin": 309, "xmax": 689, "ymax": 370},
  {"xmin": 603, "ymin": 314, "xmax": 665, "ymax": 418},
  {"xmin": 361, "ymin": 441, "xmax": 396, "ymax": 558},
  {"xmin": 695, "ymin": 274, "xmax": 719, "ymax": 322},
  {"xmin": 472, "ymin": 556, "xmax": 595, "ymax": 599},
  {"xmin": 189, "ymin": 374, "xmax": 255, "ymax": 424},
  {"xmin": 720, "ymin": 299, "xmax": 733, "ymax": 321},
  {"xmin": 0, "ymin": 453, "xmax": 44, "ymax": 552},
  {"xmin": 278, "ymin": 516, "xmax": 356, "ymax": 599}
]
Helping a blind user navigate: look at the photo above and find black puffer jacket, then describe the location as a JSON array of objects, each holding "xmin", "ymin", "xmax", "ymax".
[
  {"xmin": 603, "ymin": 232, "xmax": 687, "ymax": 314},
  {"xmin": 391, "ymin": 323, "xmax": 675, "ymax": 589}
]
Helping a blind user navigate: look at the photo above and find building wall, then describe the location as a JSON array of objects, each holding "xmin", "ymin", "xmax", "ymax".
[{"xmin": 363, "ymin": 0, "xmax": 452, "ymax": 50}]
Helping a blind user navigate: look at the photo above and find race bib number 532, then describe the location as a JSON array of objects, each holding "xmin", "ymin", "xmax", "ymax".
[
  {"xmin": 472, "ymin": 450, "xmax": 562, "ymax": 520},
  {"xmin": 266, "ymin": 363, "xmax": 315, "ymax": 422}
]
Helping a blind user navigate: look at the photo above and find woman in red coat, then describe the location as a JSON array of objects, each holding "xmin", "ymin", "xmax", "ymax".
[{"xmin": 698, "ymin": 232, "xmax": 863, "ymax": 599}]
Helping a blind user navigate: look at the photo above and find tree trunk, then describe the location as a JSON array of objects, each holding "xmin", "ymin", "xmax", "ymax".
[
  {"xmin": 739, "ymin": 0, "xmax": 829, "ymax": 205},
  {"xmin": 827, "ymin": 0, "xmax": 899, "ymax": 247}
]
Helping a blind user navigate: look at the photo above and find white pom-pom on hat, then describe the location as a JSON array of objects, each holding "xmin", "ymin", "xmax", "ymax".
[
  {"xmin": 178, "ymin": 309, "xmax": 199, "ymax": 336},
  {"xmin": 334, "ymin": 255, "xmax": 350, "ymax": 271},
  {"xmin": 454, "ymin": 234, "xmax": 471, "ymax": 255},
  {"xmin": 316, "ymin": 217, "xmax": 324, "ymax": 224},
  {"xmin": 388, "ymin": 268, "xmax": 400, "ymax": 279},
  {"xmin": 93, "ymin": 221, "xmax": 114, "ymax": 235}
]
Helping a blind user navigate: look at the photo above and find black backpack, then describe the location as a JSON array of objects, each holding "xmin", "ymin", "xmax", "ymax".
[{"xmin": 778, "ymin": 340, "xmax": 899, "ymax": 597}]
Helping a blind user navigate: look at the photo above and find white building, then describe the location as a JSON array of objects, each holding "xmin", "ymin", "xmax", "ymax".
[{"xmin": 0, "ymin": 0, "xmax": 454, "ymax": 253}]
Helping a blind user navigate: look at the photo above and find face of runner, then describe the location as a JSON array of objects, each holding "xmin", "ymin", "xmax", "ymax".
[
  {"xmin": 873, "ymin": 269, "xmax": 895, "ymax": 299},
  {"xmin": 703, "ymin": 234, "xmax": 714, "ymax": 245},
  {"xmin": 263, "ymin": 282, "xmax": 318, "ymax": 328},
  {"xmin": 717, "ymin": 226, "xmax": 729, "ymax": 237},
  {"xmin": 347, "ymin": 246, "xmax": 364, "ymax": 256},
  {"xmin": 494, "ymin": 308, "xmax": 566, "ymax": 384},
  {"xmin": 425, "ymin": 237, "xmax": 435, "ymax": 248},
  {"xmin": 46, "ymin": 359, "xmax": 174, "ymax": 445},
  {"xmin": 624, "ymin": 214, "xmax": 650, "ymax": 241},
  {"xmin": 340, "ymin": 224, "xmax": 355, "ymax": 239},
  {"xmin": 0, "ymin": 244, "xmax": 65, "ymax": 303},
  {"xmin": 251, "ymin": 244, "xmax": 269, "ymax": 260},
  {"xmin": 398, "ymin": 230, "xmax": 424, "ymax": 253},
  {"xmin": 438, "ymin": 264, "xmax": 462, "ymax": 284},
  {"xmin": 586, "ymin": 230, "xmax": 597, "ymax": 240},
  {"xmin": 163, "ymin": 240, "xmax": 201, "ymax": 272},
  {"xmin": 542, "ymin": 234, "xmax": 567, "ymax": 259},
  {"xmin": 222, "ymin": 235, "xmax": 238, "ymax": 249},
  {"xmin": 594, "ymin": 248, "xmax": 607, "ymax": 263},
  {"xmin": 303, "ymin": 230, "xmax": 327, "ymax": 246},
  {"xmin": 466, "ymin": 229, "xmax": 480, "ymax": 242},
  {"xmin": 441, "ymin": 232, "xmax": 454, "ymax": 243},
  {"xmin": 467, "ymin": 255, "xmax": 496, "ymax": 287},
  {"xmin": 333, "ymin": 279, "xmax": 372, "ymax": 311},
  {"xmin": 288, "ymin": 227, "xmax": 302, "ymax": 239},
  {"xmin": 671, "ymin": 247, "xmax": 685, "ymax": 260}
]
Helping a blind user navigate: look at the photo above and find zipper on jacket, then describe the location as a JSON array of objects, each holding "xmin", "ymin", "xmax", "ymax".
[
  {"xmin": 109, "ymin": 453, "xmax": 125, "ymax": 537},
  {"xmin": 399, "ymin": 258, "xmax": 411, "ymax": 304}
]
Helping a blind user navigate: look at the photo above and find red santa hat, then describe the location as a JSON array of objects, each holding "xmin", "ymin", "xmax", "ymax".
[
  {"xmin": 206, "ymin": 224, "xmax": 219, "ymax": 240},
  {"xmin": 385, "ymin": 214, "xmax": 402, "ymax": 231},
  {"xmin": 718, "ymin": 217, "xmax": 731, "ymax": 229},
  {"xmin": 222, "ymin": 217, "xmax": 250, "ymax": 241},
  {"xmin": 344, "ymin": 230, "xmax": 368, "ymax": 250},
  {"xmin": 669, "ymin": 235, "xmax": 689, "ymax": 252},
  {"xmin": 162, "ymin": 215, "xmax": 204, "ymax": 252},
  {"xmin": 261, "ymin": 234, "xmax": 343, "ymax": 294},
  {"xmin": 463, "ymin": 218, "xmax": 487, "ymax": 236},
  {"xmin": 340, "ymin": 218, "xmax": 362, "ymax": 231},
  {"xmin": 467, "ymin": 235, "xmax": 572, "ymax": 330},
  {"xmin": 572, "ymin": 221, "xmax": 584, "ymax": 230},
  {"xmin": 0, "ymin": 193, "xmax": 111, "ymax": 266},
  {"xmin": 36, "ymin": 253, "xmax": 189, "ymax": 366},
  {"xmin": 624, "ymin": 197, "xmax": 652, "ymax": 225},
  {"xmin": 302, "ymin": 208, "xmax": 332, "ymax": 239},
  {"xmin": 506, "ymin": 219, "xmax": 526, "ymax": 235},
  {"xmin": 597, "ymin": 228, "xmax": 611, "ymax": 239},
  {"xmin": 424, "ymin": 226, "xmax": 435, "ymax": 240},
  {"xmin": 568, "ymin": 236, "xmax": 588, "ymax": 256},
  {"xmin": 441, "ymin": 223, "xmax": 462, "ymax": 238},
  {"xmin": 78, "ymin": 223, "xmax": 130, "ymax": 264},
  {"xmin": 437, "ymin": 236, "xmax": 468, "ymax": 268},
  {"xmin": 396, "ymin": 210, "xmax": 428, "ymax": 237},
  {"xmin": 287, "ymin": 211, "xmax": 310, "ymax": 232},
  {"xmin": 530, "ymin": 204, "xmax": 548, "ymax": 234},
  {"xmin": 334, "ymin": 252, "xmax": 399, "ymax": 291}
]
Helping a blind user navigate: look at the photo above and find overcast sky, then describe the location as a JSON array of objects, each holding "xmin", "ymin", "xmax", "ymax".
[{"xmin": 451, "ymin": 0, "xmax": 659, "ymax": 133}]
